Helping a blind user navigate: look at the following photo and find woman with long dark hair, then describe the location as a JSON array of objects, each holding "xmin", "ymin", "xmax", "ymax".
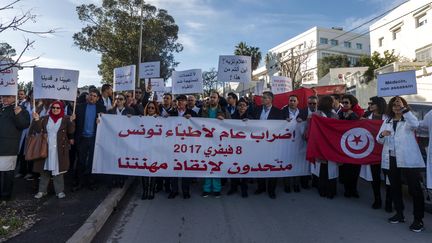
[
  {"xmin": 339, "ymin": 94, "xmax": 364, "ymax": 198},
  {"xmin": 377, "ymin": 96, "xmax": 425, "ymax": 232}
]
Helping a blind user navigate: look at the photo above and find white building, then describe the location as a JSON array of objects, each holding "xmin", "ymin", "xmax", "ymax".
[
  {"xmin": 370, "ymin": 0, "xmax": 432, "ymax": 61},
  {"xmin": 253, "ymin": 26, "xmax": 370, "ymax": 86}
]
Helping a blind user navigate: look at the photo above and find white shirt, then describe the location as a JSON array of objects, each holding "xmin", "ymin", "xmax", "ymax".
[
  {"xmin": 103, "ymin": 97, "xmax": 112, "ymax": 110},
  {"xmin": 178, "ymin": 109, "xmax": 186, "ymax": 117},
  {"xmin": 260, "ymin": 105, "xmax": 272, "ymax": 120},
  {"xmin": 288, "ymin": 107, "xmax": 299, "ymax": 119},
  {"xmin": 44, "ymin": 117, "xmax": 62, "ymax": 175},
  {"xmin": 116, "ymin": 107, "xmax": 125, "ymax": 115}
]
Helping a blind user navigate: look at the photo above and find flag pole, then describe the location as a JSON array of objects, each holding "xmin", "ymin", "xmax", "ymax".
[{"xmin": 137, "ymin": 0, "xmax": 144, "ymax": 90}]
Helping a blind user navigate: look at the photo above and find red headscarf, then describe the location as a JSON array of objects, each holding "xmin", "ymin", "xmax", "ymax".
[{"xmin": 49, "ymin": 101, "xmax": 65, "ymax": 123}]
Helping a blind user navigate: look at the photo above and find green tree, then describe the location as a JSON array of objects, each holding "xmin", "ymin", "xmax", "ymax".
[
  {"xmin": 317, "ymin": 54, "xmax": 351, "ymax": 79},
  {"xmin": 73, "ymin": 0, "xmax": 183, "ymax": 84},
  {"xmin": 202, "ymin": 68, "xmax": 220, "ymax": 97},
  {"xmin": 0, "ymin": 43, "xmax": 16, "ymax": 57},
  {"xmin": 359, "ymin": 50, "xmax": 399, "ymax": 82},
  {"xmin": 234, "ymin": 41, "xmax": 262, "ymax": 71}
]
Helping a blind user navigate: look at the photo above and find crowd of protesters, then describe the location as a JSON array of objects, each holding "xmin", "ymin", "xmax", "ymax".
[{"xmin": 0, "ymin": 84, "xmax": 431, "ymax": 233}]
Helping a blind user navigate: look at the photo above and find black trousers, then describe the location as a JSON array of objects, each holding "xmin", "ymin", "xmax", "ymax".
[
  {"xmin": 388, "ymin": 156, "xmax": 424, "ymax": 220},
  {"xmin": 257, "ymin": 178, "xmax": 277, "ymax": 194},
  {"xmin": 0, "ymin": 170, "xmax": 14, "ymax": 199},
  {"xmin": 318, "ymin": 163, "xmax": 336, "ymax": 197},
  {"xmin": 341, "ymin": 164, "xmax": 361, "ymax": 195},
  {"xmin": 230, "ymin": 178, "xmax": 248, "ymax": 193},
  {"xmin": 17, "ymin": 137, "xmax": 34, "ymax": 176},
  {"xmin": 77, "ymin": 136, "xmax": 96, "ymax": 186},
  {"xmin": 169, "ymin": 177, "xmax": 191, "ymax": 194},
  {"xmin": 370, "ymin": 164, "xmax": 382, "ymax": 202}
]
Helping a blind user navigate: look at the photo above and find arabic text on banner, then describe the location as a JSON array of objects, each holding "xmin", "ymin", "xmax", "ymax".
[
  {"xmin": 217, "ymin": 55, "xmax": 251, "ymax": 83},
  {"xmin": 139, "ymin": 61, "xmax": 160, "ymax": 79},
  {"xmin": 271, "ymin": 76, "xmax": 292, "ymax": 94},
  {"xmin": 33, "ymin": 67, "xmax": 79, "ymax": 101},
  {"xmin": 171, "ymin": 69, "xmax": 203, "ymax": 94},
  {"xmin": 93, "ymin": 115, "xmax": 310, "ymax": 177},
  {"xmin": 0, "ymin": 62, "xmax": 18, "ymax": 96},
  {"xmin": 113, "ymin": 65, "xmax": 136, "ymax": 92}
]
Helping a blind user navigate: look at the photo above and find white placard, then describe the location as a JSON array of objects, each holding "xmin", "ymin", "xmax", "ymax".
[
  {"xmin": 271, "ymin": 76, "xmax": 292, "ymax": 94},
  {"xmin": 33, "ymin": 67, "xmax": 79, "ymax": 101},
  {"xmin": 114, "ymin": 65, "xmax": 136, "ymax": 92},
  {"xmin": 254, "ymin": 80, "xmax": 265, "ymax": 95},
  {"xmin": 149, "ymin": 78, "xmax": 165, "ymax": 92},
  {"xmin": 217, "ymin": 55, "xmax": 251, "ymax": 83},
  {"xmin": 165, "ymin": 86, "xmax": 172, "ymax": 93},
  {"xmin": 139, "ymin": 61, "xmax": 160, "ymax": 79},
  {"xmin": 93, "ymin": 115, "xmax": 310, "ymax": 178},
  {"xmin": 377, "ymin": 70, "xmax": 417, "ymax": 97},
  {"xmin": 172, "ymin": 69, "xmax": 203, "ymax": 94},
  {"xmin": 0, "ymin": 62, "xmax": 18, "ymax": 96}
]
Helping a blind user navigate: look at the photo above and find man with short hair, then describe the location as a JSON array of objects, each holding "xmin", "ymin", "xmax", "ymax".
[
  {"xmin": 187, "ymin": 95, "xmax": 200, "ymax": 114},
  {"xmin": 226, "ymin": 92, "xmax": 238, "ymax": 115},
  {"xmin": 17, "ymin": 90, "xmax": 26, "ymax": 105},
  {"xmin": 73, "ymin": 89, "xmax": 106, "ymax": 191},
  {"xmin": 199, "ymin": 91, "xmax": 230, "ymax": 198},
  {"xmin": 331, "ymin": 94, "xmax": 343, "ymax": 115},
  {"xmin": 252, "ymin": 91, "xmax": 282, "ymax": 199},
  {"xmin": 297, "ymin": 95, "xmax": 318, "ymax": 122},
  {"xmin": 100, "ymin": 84, "xmax": 113, "ymax": 110},
  {"xmin": 159, "ymin": 93, "xmax": 176, "ymax": 117}
]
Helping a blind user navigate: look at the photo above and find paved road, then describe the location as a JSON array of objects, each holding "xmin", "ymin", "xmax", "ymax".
[{"xmin": 102, "ymin": 180, "xmax": 432, "ymax": 243}]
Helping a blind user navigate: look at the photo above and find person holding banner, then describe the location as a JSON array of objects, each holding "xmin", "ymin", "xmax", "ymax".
[
  {"xmin": 141, "ymin": 101, "xmax": 160, "ymax": 200},
  {"xmin": 168, "ymin": 95, "xmax": 198, "ymax": 199},
  {"xmin": 339, "ymin": 94, "xmax": 364, "ymax": 199},
  {"xmin": 31, "ymin": 101, "xmax": 75, "ymax": 199},
  {"xmin": 226, "ymin": 92, "xmax": 238, "ymax": 116},
  {"xmin": 159, "ymin": 93, "xmax": 176, "ymax": 117},
  {"xmin": 0, "ymin": 95, "xmax": 30, "ymax": 200},
  {"xmin": 73, "ymin": 89, "xmax": 106, "ymax": 192},
  {"xmin": 100, "ymin": 84, "xmax": 113, "ymax": 111},
  {"xmin": 199, "ymin": 91, "xmax": 231, "ymax": 198},
  {"xmin": 251, "ymin": 91, "xmax": 283, "ymax": 199},
  {"xmin": 376, "ymin": 96, "xmax": 425, "ymax": 232}
]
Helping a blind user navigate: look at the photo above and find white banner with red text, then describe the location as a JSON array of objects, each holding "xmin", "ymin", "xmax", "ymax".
[{"xmin": 92, "ymin": 114, "xmax": 310, "ymax": 177}]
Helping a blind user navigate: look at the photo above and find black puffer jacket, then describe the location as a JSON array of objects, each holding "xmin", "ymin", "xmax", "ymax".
[{"xmin": 0, "ymin": 104, "xmax": 30, "ymax": 156}]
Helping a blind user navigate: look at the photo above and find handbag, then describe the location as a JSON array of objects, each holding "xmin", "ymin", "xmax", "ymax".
[{"xmin": 25, "ymin": 127, "xmax": 48, "ymax": 161}]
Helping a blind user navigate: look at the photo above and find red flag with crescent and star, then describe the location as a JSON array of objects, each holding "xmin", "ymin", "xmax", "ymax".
[{"xmin": 306, "ymin": 115, "xmax": 384, "ymax": 165}]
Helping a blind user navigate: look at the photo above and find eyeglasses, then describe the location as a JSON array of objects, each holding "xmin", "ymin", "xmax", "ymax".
[
  {"xmin": 342, "ymin": 101, "xmax": 350, "ymax": 105},
  {"xmin": 368, "ymin": 102, "xmax": 375, "ymax": 105},
  {"xmin": 135, "ymin": 91, "xmax": 142, "ymax": 94},
  {"xmin": 115, "ymin": 98, "xmax": 124, "ymax": 101},
  {"xmin": 147, "ymin": 106, "xmax": 155, "ymax": 110},
  {"xmin": 51, "ymin": 107, "xmax": 61, "ymax": 110},
  {"xmin": 308, "ymin": 103, "xmax": 317, "ymax": 105}
]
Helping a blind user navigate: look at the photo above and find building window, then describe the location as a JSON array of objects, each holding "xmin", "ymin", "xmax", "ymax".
[
  {"xmin": 320, "ymin": 38, "xmax": 328, "ymax": 44},
  {"xmin": 344, "ymin": 41, "xmax": 351, "ymax": 48},
  {"xmin": 356, "ymin": 43, "xmax": 363, "ymax": 49},
  {"xmin": 416, "ymin": 46, "xmax": 432, "ymax": 62},
  {"xmin": 321, "ymin": 52, "xmax": 332, "ymax": 58},
  {"xmin": 392, "ymin": 27, "xmax": 401, "ymax": 40},
  {"xmin": 330, "ymin": 39, "xmax": 338, "ymax": 46},
  {"xmin": 348, "ymin": 56, "xmax": 360, "ymax": 66},
  {"xmin": 416, "ymin": 13, "xmax": 428, "ymax": 28},
  {"xmin": 378, "ymin": 37, "xmax": 384, "ymax": 47}
]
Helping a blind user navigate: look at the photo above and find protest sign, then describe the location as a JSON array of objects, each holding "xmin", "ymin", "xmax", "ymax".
[
  {"xmin": 139, "ymin": 61, "xmax": 160, "ymax": 79},
  {"xmin": 377, "ymin": 70, "xmax": 417, "ymax": 97},
  {"xmin": 0, "ymin": 62, "xmax": 18, "ymax": 96},
  {"xmin": 172, "ymin": 69, "xmax": 203, "ymax": 94},
  {"xmin": 217, "ymin": 55, "xmax": 251, "ymax": 83},
  {"xmin": 149, "ymin": 78, "xmax": 165, "ymax": 92},
  {"xmin": 33, "ymin": 67, "xmax": 79, "ymax": 101},
  {"xmin": 93, "ymin": 115, "xmax": 310, "ymax": 178},
  {"xmin": 271, "ymin": 76, "xmax": 292, "ymax": 94},
  {"xmin": 254, "ymin": 80, "xmax": 265, "ymax": 95},
  {"xmin": 114, "ymin": 65, "xmax": 136, "ymax": 92}
]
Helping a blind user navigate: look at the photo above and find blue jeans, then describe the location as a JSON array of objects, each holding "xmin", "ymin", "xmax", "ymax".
[{"xmin": 203, "ymin": 178, "xmax": 221, "ymax": 192}]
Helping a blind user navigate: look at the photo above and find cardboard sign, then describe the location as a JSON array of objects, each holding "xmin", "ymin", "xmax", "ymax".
[
  {"xmin": 271, "ymin": 76, "xmax": 292, "ymax": 94},
  {"xmin": 0, "ymin": 62, "xmax": 18, "ymax": 96},
  {"xmin": 377, "ymin": 70, "xmax": 417, "ymax": 97},
  {"xmin": 149, "ymin": 78, "xmax": 165, "ymax": 92},
  {"xmin": 254, "ymin": 80, "xmax": 264, "ymax": 95},
  {"xmin": 33, "ymin": 67, "xmax": 79, "ymax": 101},
  {"xmin": 217, "ymin": 55, "xmax": 251, "ymax": 83},
  {"xmin": 114, "ymin": 65, "xmax": 136, "ymax": 92},
  {"xmin": 172, "ymin": 69, "xmax": 203, "ymax": 94},
  {"xmin": 139, "ymin": 61, "xmax": 160, "ymax": 79}
]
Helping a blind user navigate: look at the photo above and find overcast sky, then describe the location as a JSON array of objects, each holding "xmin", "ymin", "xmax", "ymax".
[{"xmin": 2, "ymin": 0, "xmax": 406, "ymax": 86}]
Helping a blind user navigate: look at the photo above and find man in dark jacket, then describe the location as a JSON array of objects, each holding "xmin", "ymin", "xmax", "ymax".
[
  {"xmin": 0, "ymin": 95, "xmax": 30, "ymax": 200},
  {"xmin": 73, "ymin": 89, "xmax": 106, "ymax": 191},
  {"xmin": 251, "ymin": 91, "xmax": 283, "ymax": 199}
]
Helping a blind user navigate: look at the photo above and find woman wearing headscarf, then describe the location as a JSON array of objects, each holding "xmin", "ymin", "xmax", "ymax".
[{"xmin": 31, "ymin": 101, "xmax": 75, "ymax": 199}]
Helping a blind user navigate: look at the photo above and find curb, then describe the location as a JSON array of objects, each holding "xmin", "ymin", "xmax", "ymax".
[{"xmin": 66, "ymin": 178, "xmax": 133, "ymax": 243}]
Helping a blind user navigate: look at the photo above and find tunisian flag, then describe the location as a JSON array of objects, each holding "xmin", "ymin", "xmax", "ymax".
[{"xmin": 306, "ymin": 115, "xmax": 383, "ymax": 165}]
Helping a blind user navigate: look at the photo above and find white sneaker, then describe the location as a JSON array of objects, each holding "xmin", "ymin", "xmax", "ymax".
[
  {"xmin": 34, "ymin": 192, "xmax": 47, "ymax": 199},
  {"xmin": 57, "ymin": 192, "xmax": 66, "ymax": 199}
]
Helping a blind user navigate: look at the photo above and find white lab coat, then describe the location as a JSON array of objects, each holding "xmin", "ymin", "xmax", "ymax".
[
  {"xmin": 44, "ymin": 117, "xmax": 62, "ymax": 176},
  {"xmin": 419, "ymin": 110, "xmax": 432, "ymax": 189},
  {"xmin": 376, "ymin": 111, "xmax": 425, "ymax": 169}
]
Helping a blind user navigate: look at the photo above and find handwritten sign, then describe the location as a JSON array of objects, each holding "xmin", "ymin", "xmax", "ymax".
[
  {"xmin": 377, "ymin": 70, "xmax": 417, "ymax": 97},
  {"xmin": 172, "ymin": 69, "xmax": 203, "ymax": 94},
  {"xmin": 139, "ymin": 61, "xmax": 160, "ymax": 79},
  {"xmin": 93, "ymin": 115, "xmax": 310, "ymax": 177},
  {"xmin": 271, "ymin": 76, "xmax": 292, "ymax": 94},
  {"xmin": 33, "ymin": 67, "xmax": 79, "ymax": 101},
  {"xmin": 254, "ymin": 80, "xmax": 265, "ymax": 95},
  {"xmin": 0, "ymin": 62, "xmax": 18, "ymax": 96},
  {"xmin": 217, "ymin": 55, "xmax": 251, "ymax": 83},
  {"xmin": 114, "ymin": 65, "xmax": 136, "ymax": 92},
  {"xmin": 149, "ymin": 78, "xmax": 165, "ymax": 92}
]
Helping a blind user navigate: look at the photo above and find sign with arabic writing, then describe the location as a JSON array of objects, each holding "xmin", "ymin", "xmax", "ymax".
[
  {"xmin": 217, "ymin": 55, "xmax": 251, "ymax": 83},
  {"xmin": 93, "ymin": 115, "xmax": 310, "ymax": 177},
  {"xmin": 171, "ymin": 69, "xmax": 203, "ymax": 94},
  {"xmin": 149, "ymin": 78, "xmax": 165, "ymax": 92},
  {"xmin": 254, "ymin": 80, "xmax": 265, "ymax": 95},
  {"xmin": 0, "ymin": 62, "xmax": 18, "ymax": 96},
  {"xmin": 377, "ymin": 70, "xmax": 417, "ymax": 97},
  {"xmin": 271, "ymin": 76, "xmax": 292, "ymax": 94},
  {"xmin": 139, "ymin": 61, "xmax": 160, "ymax": 79},
  {"xmin": 33, "ymin": 67, "xmax": 79, "ymax": 101},
  {"xmin": 113, "ymin": 65, "xmax": 136, "ymax": 92}
]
